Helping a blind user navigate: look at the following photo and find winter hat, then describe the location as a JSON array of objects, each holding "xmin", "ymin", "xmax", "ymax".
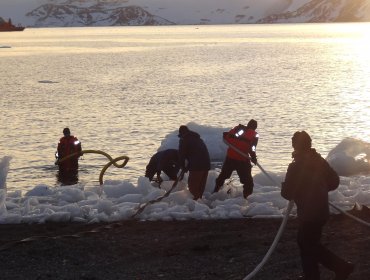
[
  {"xmin": 246, "ymin": 119, "xmax": 257, "ymax": 130},
  {"xmin": 292, "ymin": 131, "xmax": 312, "ymax": 151},
  {"xmin": 178, "ymin": 125, "xmax": 189, "ymax": 137}
]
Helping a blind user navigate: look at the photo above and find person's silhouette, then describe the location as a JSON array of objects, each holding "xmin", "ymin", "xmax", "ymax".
[{"xmin": 55, "ymin": 128, "xmax": 82, "ymax": 185}]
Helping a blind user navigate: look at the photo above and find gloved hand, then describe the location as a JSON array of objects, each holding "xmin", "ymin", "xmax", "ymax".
[
  {"xmin": 180, "ymin": 166, "xmax": 188, "ymax": 173},
  {"xmin": 154, "ymin": 175, "xmax": 163, "ymax": 185},
  {"xmin": 179, "ymin": 169, "xmax": 187, "ymax": 180},
  {"xmin": 251, "ymin": 155, "xmax": 257, "ymax": 165}
]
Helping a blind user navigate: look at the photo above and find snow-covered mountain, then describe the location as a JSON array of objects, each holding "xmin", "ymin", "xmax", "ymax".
[
  {"xmin": 258, "ymin": 0, "xmax": 370, "ymax": 23},
  {"xmin": 0, "ymin": 0, "xmax": 369, "ymax": 27},
  {"xmin": 26, "ymin": 4, "xmax": 174, "ymax": 27}
]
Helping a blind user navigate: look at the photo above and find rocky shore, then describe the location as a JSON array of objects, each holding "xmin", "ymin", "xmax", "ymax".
[{"xmin": 0, "ymin": 208, "xmax": 369, "ymax": 280}]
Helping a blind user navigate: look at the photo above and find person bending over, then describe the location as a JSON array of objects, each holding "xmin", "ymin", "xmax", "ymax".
[{"xmin": 145, "ymin": 149, "xmax": 180, "ymax": 185}]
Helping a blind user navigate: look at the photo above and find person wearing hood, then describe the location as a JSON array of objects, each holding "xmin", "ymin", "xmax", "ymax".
[
  {"xmin": 281, "ymin": 131, "xmax": 354, "ymax": 280},
  {"xmin": 178, "ymin": 125, "xmax": 211, "ymax": 200}
]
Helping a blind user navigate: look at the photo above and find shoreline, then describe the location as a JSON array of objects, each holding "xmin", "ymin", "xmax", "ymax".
[{"xmin": 0, "ymin": 208, "xmax": 369, "ymax": 280}]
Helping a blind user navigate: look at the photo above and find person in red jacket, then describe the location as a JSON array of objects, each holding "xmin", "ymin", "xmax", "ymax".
[
  {"xmin": 56, "ymin": 128, "xmax": 82, "ymax": 185},
  {"xmin": 281, "ymin": 131, "xmax": 354, "ymax": 280},
  {"xmin": 213, "ymin": 119, "xmax": 258, "ymax": 198}
]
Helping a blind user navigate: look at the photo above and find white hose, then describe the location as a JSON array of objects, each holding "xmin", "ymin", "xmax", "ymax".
[
  {"xmin": 328, "ymin": 201, "xmax": 370, "ymax": 227},
  {"xmin": 222, "ymin": 139, "xmax": 295, "ymax": 279},
  {"xmin": 244, "ymin": 161, "xmax": 370, "ymax": 279},
  {"xmin": 243, "ymin": 160, "xmax": 295, "ymax": 279},
  {"xmin": 243, "ymin": 200, "xmax": 294, "ymax": 280},
  {"xmin": 223, "ymin": 139, "xmax": 369, "ymax": 279}
]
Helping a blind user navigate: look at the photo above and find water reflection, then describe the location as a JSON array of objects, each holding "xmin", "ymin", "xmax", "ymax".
[{"xmin": 1, "ymin": 23, "xmax": 370, "ymax": 192}]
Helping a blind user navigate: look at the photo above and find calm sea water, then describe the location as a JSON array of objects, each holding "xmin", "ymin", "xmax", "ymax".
[{"xmin": 1, "ymin": 23, "xmax": 370, "ymax": 192}]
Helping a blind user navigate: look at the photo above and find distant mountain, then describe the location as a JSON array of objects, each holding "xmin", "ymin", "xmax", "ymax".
[
  {"xmin": 26, "ymin": 3, "xmax": 174, "ymax": 27},
  {"xmin": 257, "ymin": 0, "xmax": 370, "ymax": 23},
  {"xmin": 1, "ymin": 0, "xmax": 369, "ymax": 27}
]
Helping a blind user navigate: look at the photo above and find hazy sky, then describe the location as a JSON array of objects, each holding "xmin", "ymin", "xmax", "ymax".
[{"xmin": 1, "ymin": 1, "xmax": 43, "ymax": 22}]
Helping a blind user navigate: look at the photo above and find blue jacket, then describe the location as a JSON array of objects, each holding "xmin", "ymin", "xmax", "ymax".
[{"xmin": 145, "ymin": 149, "xmax": 179, "ymax": 180}]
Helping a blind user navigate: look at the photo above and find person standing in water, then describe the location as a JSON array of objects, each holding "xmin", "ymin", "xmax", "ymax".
[{"xmin": 55, "ymin": 128, "xmax": 82, "ymax": 185}]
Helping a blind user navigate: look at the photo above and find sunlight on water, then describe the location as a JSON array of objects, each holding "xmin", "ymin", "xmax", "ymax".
[{"xmin": 0, "ymin": 23, "xmax": 370, "ymax": 192}]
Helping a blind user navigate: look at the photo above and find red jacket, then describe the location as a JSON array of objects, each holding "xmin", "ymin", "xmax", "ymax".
[
  {"xmin": 57, "ymin": 136, "xmax": 82, "ymax": 170},
  {"xmin": 224, "ymin": 125, "xmax": 258, "ymax": 162}
]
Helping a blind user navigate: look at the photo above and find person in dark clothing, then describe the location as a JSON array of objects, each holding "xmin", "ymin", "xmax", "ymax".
[
  {"xmin": 56, "ymin": 128, "xmax": 82, "ymax": 185},
  {"xmin": 145, "ymin": 149, "xmax": 180, "ymax": 184},
  {"xmin": 281, "ymin": 131, "xmax": 354, "ymax": 280},
  {"xmin": 214, "ymin": 119, "xmax": 259, "ymax": 198},
  {"xmin": 178, "ymin": 125, "xmax": 211, "ymax": 200}
]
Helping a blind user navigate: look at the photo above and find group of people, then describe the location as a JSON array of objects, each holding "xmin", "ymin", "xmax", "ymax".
[
  {"xmin": 55, "ymin": 123, "xmax": 354, "ymax": 280},
  {"xmin": 144, "ymin": 121, "xmax": 354, "ymax": 280},
  {"xmin": 145, "ymin": 119, "xmax": 259, "ymax": 200},
  {"xmin": 145, "ymin": 125, "xmax": 212, "ymax": 200}
]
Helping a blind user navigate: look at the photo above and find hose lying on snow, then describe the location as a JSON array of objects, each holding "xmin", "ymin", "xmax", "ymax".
[{"xmin": 131, "ymin": 169, "xmax": 186, "ymax": 219}]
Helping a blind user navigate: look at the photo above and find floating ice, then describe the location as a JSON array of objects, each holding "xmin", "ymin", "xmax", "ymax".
[
  {"xmin": 0, "ymin": 137, "xmax": 369, "ymax": 224},
  {"xmin": 327, "ymin": 137, "xmax": 370, "ymax": 176}
]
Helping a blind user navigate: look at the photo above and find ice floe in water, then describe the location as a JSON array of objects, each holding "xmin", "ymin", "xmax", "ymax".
[{"xmin": 0, "ymin": 135, "xmax": 369, "ymax": 224}]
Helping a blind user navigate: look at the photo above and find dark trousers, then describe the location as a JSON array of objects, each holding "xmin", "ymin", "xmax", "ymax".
[
  {"xmin": 188, "ymin": 170, "xmax": 208, "ymax": 200},
  {"xmin": 215, "ymin": 157, "xmax": 253, "ymax": 193},
  {"xmin": 297, "ymin": 221, "xmax": 348, "ymax": 280}
]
